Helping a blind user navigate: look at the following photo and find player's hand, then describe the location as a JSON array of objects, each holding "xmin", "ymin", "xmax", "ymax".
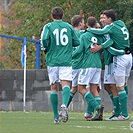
[{"xmin": 90, "ymin": 44, "xmax": 102, "ymax": 53}]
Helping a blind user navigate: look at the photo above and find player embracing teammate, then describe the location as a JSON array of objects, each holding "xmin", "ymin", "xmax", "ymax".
[{"xmin": 89, "ymin": 9, "xmax": 132, "ymax": 121}]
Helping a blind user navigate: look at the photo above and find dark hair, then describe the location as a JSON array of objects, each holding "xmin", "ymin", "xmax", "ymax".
[
  {"xmin": 87, "ymin": 16, "xmax": 97, "ymax": 28},
  {"xmin": 51, "ymin": 7, "xmax": 64, "ymax": 19},
  {"xmin": 100, "ymin": 10, "xmax": 105, "ymax": 15},
  {"xmin": 103, "ymin": 9, "xmax": 116, "ymax": 21},
  {"xmin": 71, "ymin": 15, "xmax": 84, "ymax": 27}
]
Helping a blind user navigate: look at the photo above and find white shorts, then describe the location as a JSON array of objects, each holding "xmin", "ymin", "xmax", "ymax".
[
  {"xmin": 86, "ymin": 78, "xmax": 102, "ymax": 89},
  {"xmin": 78, "ymin": 68, "xmax": 101, "ymax": 86},
  {"xmin": 113, "ymin": 53, "xmax": 132, "ymax": 86},
  {"xmin": 104, "ymin": 63, "xmax": 116, "ymax": 84},
  {"xmin": 72, "ymin": 68, "xmax": 81, "ymax": 87},
  {"xmin": 47, "ymin": 66, "xmax": 72, "ymax": 85}
]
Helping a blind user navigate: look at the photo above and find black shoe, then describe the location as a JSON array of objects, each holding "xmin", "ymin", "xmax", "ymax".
[
  {"xmin": 99, "ymin": 105, "xmax": 104, "ymax": 117},
  {"xmin": 91, "ymin": 105, "xmax": 104, "ymax": 121}
]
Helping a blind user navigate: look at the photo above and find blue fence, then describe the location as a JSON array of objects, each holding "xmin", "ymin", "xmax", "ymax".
[{"xmin": 0, "ymin": 34, "xmax": 41, "ymax": 69}]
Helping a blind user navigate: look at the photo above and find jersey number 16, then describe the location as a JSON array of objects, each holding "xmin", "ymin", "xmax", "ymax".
[{"xmin": 53, "ymin": 28, "xmax": 68, "ymax": 46}]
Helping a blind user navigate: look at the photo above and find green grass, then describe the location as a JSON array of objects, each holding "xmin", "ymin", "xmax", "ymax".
[{"xmin": 0, "ymin": 111, "xmax": 133, "ymax": 133}]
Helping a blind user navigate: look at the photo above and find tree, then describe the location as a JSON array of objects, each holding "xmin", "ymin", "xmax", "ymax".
[{"xmin": 1, "ymin": 0, "xmax": 133, "ymax": 69}]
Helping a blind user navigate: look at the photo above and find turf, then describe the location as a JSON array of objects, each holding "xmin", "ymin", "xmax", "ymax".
[{"xmin": 0, "ymin": 111, "xmax": 133, "ymax": 133}]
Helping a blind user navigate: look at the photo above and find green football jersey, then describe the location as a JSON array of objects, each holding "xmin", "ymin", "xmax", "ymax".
[
  {"xmin": 103, "ymin": 49, "xmax": 113, "ymax": 65},
  {"xmin": 89, "ymin": 20, "xmax": 130, "ymax": 51},
  {"xmin": 102, "ymin": 34, "xmax": 113, "ymax": 65},
  {"xmin": 75, "ymin": 30, "xmax": 84, "ymax": 38},
  {"xmin": 100, "ymin": 34, "xmax": 125, "ymax": 65},
  {"xmin": 73, "ymin": 30, "xmax": 104, "ymax": 69},
  {"xmin": 72, "ymin": 30, "xmax": 84, "ymax": 69},
  {"xmin": 41, "ymin": 20, "xmax": 80, "ymax": 66}
]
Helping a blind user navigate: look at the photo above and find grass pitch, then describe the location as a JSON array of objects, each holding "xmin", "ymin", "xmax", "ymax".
[{"xmin": 0, "ymin": 111, "xmax": 133, "ymax": 133}]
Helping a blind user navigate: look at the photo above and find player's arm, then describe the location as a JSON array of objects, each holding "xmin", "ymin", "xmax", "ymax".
[
  {"xmin": 90, "ymin": 36, "xmax": 114, "ymax": 53},
  {"xmin": 40, "ymin": 24, "xmax": 50, "ymax": 50},
  {"xmin": 72, "ymin": 35, "xmax": 84, "ymax": 58},
  {"xmin": 107, "ymin": 47, "xmax": 125, "ymax": 55},
  {"xmin": 88, "ymin": 24, "xmax": 113, "ymax": 35},
  {"xmin": 40, "ymin": 42, "xmax": 47, "ymax": 53},
  {"xmin": 101, "ymin": 37, "xmax": 113, "ymax": 48},
  {"xmin": 72, "ymin": 28, "xmax": 80, "ymax": 47}
]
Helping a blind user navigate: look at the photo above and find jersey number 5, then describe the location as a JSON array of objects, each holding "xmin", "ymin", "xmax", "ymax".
[
  {"xmin": 121, "ymin": 27, "xmax": 129, "ymax": 40},
  {"xmin": 53, "ymin": 28, "xmax": 68, "ymax": 46}
]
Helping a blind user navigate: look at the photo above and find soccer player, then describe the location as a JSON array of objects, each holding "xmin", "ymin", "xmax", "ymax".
[
  {"xmin": 75, "ymin": 16, "xmax": 105, "ymax": 121},
  {"xmin": 89, "ymin": 9, "xmax": 132, "ymax": 120},
  {"xmin": 83, "ymin": 21, "xmax": 103, "ymax": 120},
  {"xmin": 99, "ymin": 10, "xmax": 120, "ymax": 120},
  {"xmin": 40, "ymin": 7, "xmax": 80, "ymax": 124},
  {"xmin": 66, "ymin": 15, "xmax": 85, "ymax": 108}
]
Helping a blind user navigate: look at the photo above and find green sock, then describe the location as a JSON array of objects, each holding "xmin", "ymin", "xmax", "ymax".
[
  {"xmin": 124, "ymin": 85, "xmax": 128, "ymax": 95},
  {"xmin": 94, "ymin": 96, "xmax": 101, "ymax": 105},
  {"xmin": 113, "ymin": 96, "xmax": 120, "ymax": 117},
  {"xmin": 109, "ymin": 93, "xmax": 113, "ymax": 103},
  {"xmin": 62, "ymin": 86, "xmax": 70, "ymax": 106},
  {"xmin": 50, "ymin": 92, "xmax": 59, "ymax": 119},
  {"xmin": 84, "ymin": 92, "xmax": 99, "ymax": 111},
  {"xmin": 123, "ymin": 85, "xmax": 128, "ymax": 114},
  {"xmin": 86, "ymin": 101, "xmax": 94, "ymax": 115},
  {"xmin": 86, "ymin": 96, "xmax": 101, "ymax": 115},
  {"xmin": 118, "ymin": 90, "xmax": 128, "ymax": 117},
  {"xmin": 67, "ymin": 92, "xmax": 74, "ymax": 108}
]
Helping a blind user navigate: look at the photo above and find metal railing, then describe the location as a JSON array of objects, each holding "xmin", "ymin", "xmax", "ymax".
[{"xmin": 0, "ymin": 34, "xmax": 41, "ymax": 69}]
